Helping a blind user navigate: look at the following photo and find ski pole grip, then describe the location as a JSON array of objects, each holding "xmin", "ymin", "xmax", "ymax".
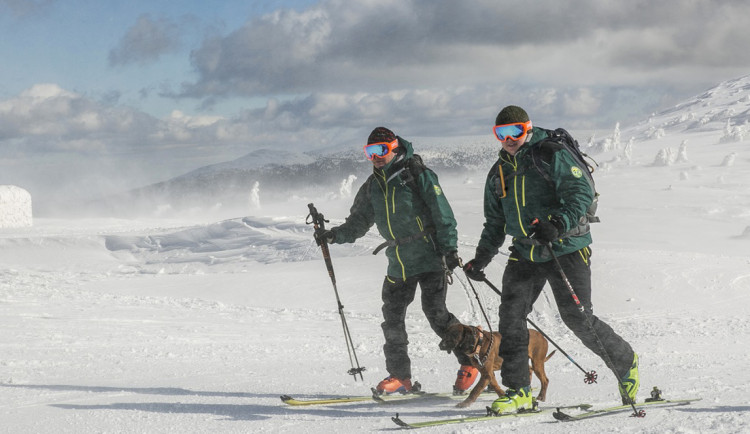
[{"xmin": 307, "ymin": 203, "xmax": 326, "ymax": 230}]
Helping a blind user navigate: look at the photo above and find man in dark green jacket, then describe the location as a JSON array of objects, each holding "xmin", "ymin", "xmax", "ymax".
[
  {"xmin": 315, "ymin": 126, "xmax": 476, "ymax": 394},
  {"xmin": 463, "ymin": 106, "xmax": 639, "ymax": 414}
]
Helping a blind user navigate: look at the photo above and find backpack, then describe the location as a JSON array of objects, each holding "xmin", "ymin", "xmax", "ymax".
[
  {"xmin": 397, "ymin": 153, "xmax": 427, "ymax": 195},
  {"xmin": 530, "ymin": 128, "xmax": 600, "ymax": 234}
]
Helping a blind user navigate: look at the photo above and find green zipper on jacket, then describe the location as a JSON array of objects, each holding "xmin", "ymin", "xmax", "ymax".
[
  {"xmin": 503, "ymin": 153, "xmax": 537, "ymax": 261},
  {"xmin": 377, "ymin": 170, "xmax": 407, "ymax": 280}
]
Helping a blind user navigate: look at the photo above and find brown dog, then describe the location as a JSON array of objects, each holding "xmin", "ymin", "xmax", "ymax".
[{"xmin": 438, "ymin": 323, "xmax": 555, "ymax": 408}]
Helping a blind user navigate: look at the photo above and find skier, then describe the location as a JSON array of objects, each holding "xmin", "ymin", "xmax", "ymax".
[
  {"xmin": 462, "ymin": 106, "xmax": 639, "ymax": 414},
  {"xmin": 314, "ymin": 126, "xmax": 478, "ymax": 395}
]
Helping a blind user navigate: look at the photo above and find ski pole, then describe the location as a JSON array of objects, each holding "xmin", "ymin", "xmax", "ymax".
[
  {"xmin": 459, "ymin": 265, "xmax": 494, "ymax": 333},
  {"xmin": 481, "ymin": 276, "xmax": 598, "ymax": 385},
  {"xmin": 543, "ymin": 242, "xmax": 644, "ymax": 417},
  {"xmin": 306, "ymin": 203, "xmax": 366, "ymax": 381}
]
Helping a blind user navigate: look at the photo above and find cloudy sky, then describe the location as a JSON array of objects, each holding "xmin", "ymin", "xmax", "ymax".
[{"xmin": 1, "ymin": 0, "xmax": 749, "ymax": 209}]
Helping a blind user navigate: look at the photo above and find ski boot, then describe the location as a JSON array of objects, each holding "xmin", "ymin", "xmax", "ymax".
[
  {"xmin": 619, "ymin": 353, "xmax": 640, "ymax": 404},
  {"xmin": 453, "ymin": 365, "xmax": 479, "ymax": 395},
  {"xmin": 488, "ymin": 386, "xmax": 534, "ymax": 415},
  {"xmin": 375, "ymin": 376, "xmax": 412, "ymax": 395}
]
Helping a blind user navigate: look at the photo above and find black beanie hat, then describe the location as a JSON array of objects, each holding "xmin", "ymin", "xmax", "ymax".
[
  {"xmin": 495, "ymin": 105, "xmax": 530, "ymax": 125},
  {"xmin": 367, "ymin": 126, "xmax": 396, "ymax": 144}
]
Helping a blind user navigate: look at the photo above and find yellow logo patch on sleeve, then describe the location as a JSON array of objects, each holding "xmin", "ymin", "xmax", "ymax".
[
  {"xmin": 433, "ymin": 185, "xmax": 443, "ymax": 196},
  {"xmin": 571, "ymin": 166, "xmax": 583, "ymax": 178}
]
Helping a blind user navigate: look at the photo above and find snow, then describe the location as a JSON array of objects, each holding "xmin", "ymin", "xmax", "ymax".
[
  {"xmin": 1, "ymin": 79, "xmax": 750, "ymax": 433},
  {"xmin": 0, "ymin": 185, "xmax": 33, "ymax": 228}
]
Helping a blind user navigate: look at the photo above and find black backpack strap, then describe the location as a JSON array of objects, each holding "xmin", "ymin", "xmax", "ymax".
[
  {"xmin": 400, "ymin": 154, "xmax": 426, "ymax": 190},
  {"xmin": 397, "ymin": 154, "xmax": 431, "ymax": 209},
  {"xmin": 530, "ymin": 129, "xmax": 564, "ymax": 186}
]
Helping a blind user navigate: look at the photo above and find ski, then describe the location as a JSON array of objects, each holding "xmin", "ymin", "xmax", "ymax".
[
  {"xmin": 281, "ymin": 387, "xmax": 498, "ymax": 407},
  {"xmin": 552, "ymin": 397, "xmax": 701, "ymax": 422},
  {"xmin": 371, "ymin": 387, "xmax": 500, "ymax": 404},
  {"xmin": 280, "ymin": 394, "xmax": 373, "ymax": 406},
  {"xmin": 392, "ymin": 404, "xmax": 592, "ymax": 429}
]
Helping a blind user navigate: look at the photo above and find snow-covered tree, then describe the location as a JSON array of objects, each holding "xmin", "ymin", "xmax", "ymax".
[
  {"xmin": 250, "ymin": 181, "xmax": 261, "ymax": 209},
  {"xmin": 646, "ymin": 126, "xmax": 666, "ymax": 140},
  {"xmin": 612, "ymin": 122, "xmax": 621, "ymax": 150},
  {"xmin": 622, "ymin": 137, "xmax": 634, "ymax": 164},
  {"xmin": 676, "ymin": 140, "xmax": 689, "ymax": 163},
  {"xmin": 339, "ymin": 175, "xmax": 357, "ymax": 199},
  {"xmin": 586, "ymin": 134, "xmax": 596, "ymax": 148},
  {"xmin": 653, "ymin": 148, "xmax": 675, "ymax": 166},
  {"xmin": 719, "ymin": 119, "xmax": 746, "ymax": 143},
  {"xmin": 721, "ymin": 152, "xmax": 737, "ymax": 167}
]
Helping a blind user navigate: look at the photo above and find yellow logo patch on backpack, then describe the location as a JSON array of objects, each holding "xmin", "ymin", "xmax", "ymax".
[
  {"xmin": 433, "ymin": 185, "xmax": 443, "ymax": 196},
  {"xmin": 571, "ymin": 166, "xmax": 583, "ymax": 178}
]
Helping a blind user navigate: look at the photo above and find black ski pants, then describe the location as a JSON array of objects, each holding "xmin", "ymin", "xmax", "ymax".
[
  {"xmin": 381, "ymin": 271, "xmax": 471, "ymax": 379},
  {"xmin": 498, "ymin": 247, "xmax": 635, "ymax": 390}
]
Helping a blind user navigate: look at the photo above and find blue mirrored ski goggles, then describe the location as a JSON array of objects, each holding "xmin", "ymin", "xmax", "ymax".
[
  {"xmin": 493, "ymin": 121, "xmax": 532, "ymax": 142},
  {"xmin": 364, "ymin": 139, "xmax": 398, "ymax": 160}
]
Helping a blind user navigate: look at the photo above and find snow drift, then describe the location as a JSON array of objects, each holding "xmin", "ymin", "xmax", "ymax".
[{"xmin": 0, "ymin": 185, "xmax": 33, "ymax": 228}]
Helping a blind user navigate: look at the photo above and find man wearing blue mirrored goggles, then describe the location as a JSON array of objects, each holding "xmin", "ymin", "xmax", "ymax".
[{"xmin": 464, "ymin": 105, "xmax": 640, "ymax": 415}]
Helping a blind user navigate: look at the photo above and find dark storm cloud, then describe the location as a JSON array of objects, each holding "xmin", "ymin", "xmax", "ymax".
[{"xmin": 179, "ymin": 0, "xmax": 750, "ymax": 99}]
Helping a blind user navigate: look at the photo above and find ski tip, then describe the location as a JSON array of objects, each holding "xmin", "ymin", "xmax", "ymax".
[
  {"xmin": 371, "ymin": 388, "xmax": 386, "ymax": 402},
  {"xmin": 391, "ymin": 413, "xmax": 412, "ymax": 429},
  {"xmin": 280, "ymin": 395, "xmax": 293, "ymax": 402},
  {"xmin": 552, "ymin": 409, "xmax": 576, "ymax": 422}
]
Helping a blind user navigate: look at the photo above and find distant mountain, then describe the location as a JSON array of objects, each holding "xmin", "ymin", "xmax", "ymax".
[
  {"xmin": 180, "ymin": 148, "xmax": 317, "ymax": 178},
  {"xmin": 95, "ymin": 136, "xmax": 499, "ymax": 216},
  {"xmin": 96, "ymin": 75, "xmax": 749, "ymax": 216},
  {"xmin": 617, "ymin": 74, "xmax": 750, "ymax": 141}
]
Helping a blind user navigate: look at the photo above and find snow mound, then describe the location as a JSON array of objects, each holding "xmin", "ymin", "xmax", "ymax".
[
  {"xmin": 103, "ymin": 216, "xmax": 379, "ymax": 272},
  {"xmin": 0, "ymin": 185, "xmax": 33, "ymax": 228}
]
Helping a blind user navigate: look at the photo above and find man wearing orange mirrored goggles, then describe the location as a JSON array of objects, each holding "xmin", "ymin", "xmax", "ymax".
[
  {"xmin": 463, "ymin": 105, "xmax": 639, "ymax": 415},
  {"xmin": 315, "ymin": 126, "xmax": 474, "ymax": 395}
]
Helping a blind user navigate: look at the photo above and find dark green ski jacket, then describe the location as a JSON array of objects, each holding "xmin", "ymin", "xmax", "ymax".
[
  {"xmin": 331, "ymin": 137, "xmax": 457, "ymax": 279},
  {"xmin": 477, "ymin": 127, "xmax": 594, "ymax": 262}
]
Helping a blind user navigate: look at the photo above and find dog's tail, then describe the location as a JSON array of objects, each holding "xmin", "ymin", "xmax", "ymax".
[{"xmin": 544, "ymin": 350, "xmax": 557, "ymax": 362}]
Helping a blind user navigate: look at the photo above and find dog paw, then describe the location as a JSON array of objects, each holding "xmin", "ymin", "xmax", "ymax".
[{"xmin": 456, "ymin": 401, "xmax": 471, "ymax": 408}]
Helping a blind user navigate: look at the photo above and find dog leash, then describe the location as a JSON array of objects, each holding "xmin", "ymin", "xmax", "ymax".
[
  {"xmin": 461, "ymin": 269, "xmax": 495, "ymax": 334},
  {"xmin": 461, "ymin": 271, "xmax": 498, "ymax": 369}
]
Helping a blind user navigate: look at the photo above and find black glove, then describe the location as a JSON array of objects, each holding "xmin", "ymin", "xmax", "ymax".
[
  {"xmin": 442, "ymin": 251, "xmax": 461, "ymax": 271},
  {"xmin": 314, "ymin": 228, "xmax": 335, "ymax": 245},
  {"xmin": 530, "ymin": 217, "xmax": 564, "ymax": 244},
  {"xmin": 463, "ymin": 252, "xmax": 492, "ymax": 281}
]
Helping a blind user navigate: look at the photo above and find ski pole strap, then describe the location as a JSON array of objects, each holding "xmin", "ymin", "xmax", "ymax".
[{"xmin": 372, "ymin": 228, "xmax": 435, "ymax": 255}]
